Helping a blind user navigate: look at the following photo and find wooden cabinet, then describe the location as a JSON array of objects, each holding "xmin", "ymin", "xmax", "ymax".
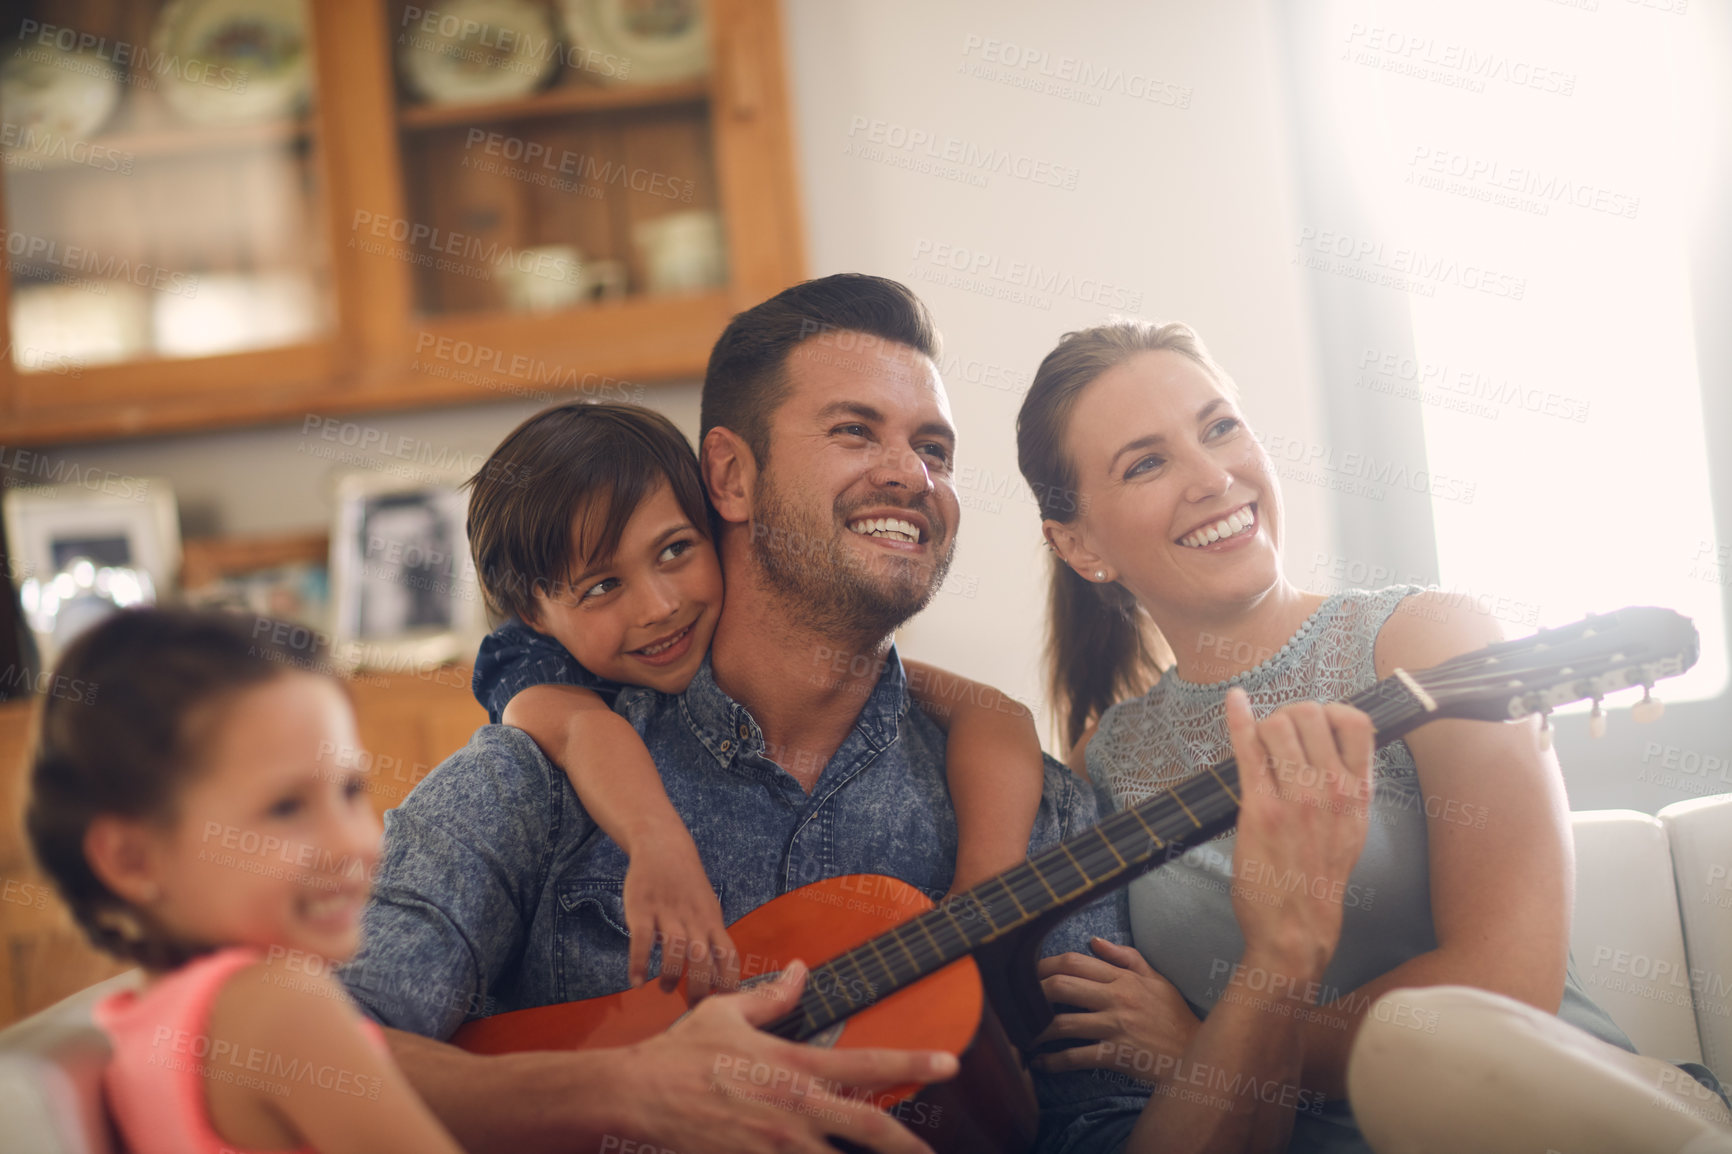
[
  {"xmin": 0, "ymin": 0, "xmax": 803, "ymax": 444},
  {"xmin": 0, "ymin": 663, "xmax": 486, "ymax": 1027}
]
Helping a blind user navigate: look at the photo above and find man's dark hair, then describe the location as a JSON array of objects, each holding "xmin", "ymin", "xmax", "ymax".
[
  {"xmin": 700, "ymin": 274, "xmax": 940, "ymax": 466},
  {"xmin": 464, "ymin": 402, "xmax": 710, "ymax": 624}
]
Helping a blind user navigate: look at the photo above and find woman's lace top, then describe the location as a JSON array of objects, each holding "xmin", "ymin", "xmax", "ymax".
[
  {"xmin": 1083, "ymin": 583, "xmax": 1632, "ymax": 1085},
  {"xmin": 1087, "ymin": 586, "xmax": 1423, "ymax": 813}
]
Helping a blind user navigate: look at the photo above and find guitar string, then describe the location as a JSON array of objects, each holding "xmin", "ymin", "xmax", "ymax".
[
  {"xmin": 786, "ymin": 682, "xmax": 1420, "ymax": 1025},
  {"xmin": 787, "ymin": 685, "xmax": 1425, "ymax": 1033},
  {"xmin": 794, "ymin": 627, "xmax": 1676, "ymax": 1027}
]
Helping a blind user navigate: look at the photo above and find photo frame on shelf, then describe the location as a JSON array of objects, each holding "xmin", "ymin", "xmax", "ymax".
[
  {"xmin": 328, "ymin": 470, "xmax": 484, "ymax": 671},
  {"xmin": 179, "ymin": 530, "xmax": 330, "ymax": 632},
  {"xmin": 1, "ymin": 481, "xmax": 181, "ymax": 670}
]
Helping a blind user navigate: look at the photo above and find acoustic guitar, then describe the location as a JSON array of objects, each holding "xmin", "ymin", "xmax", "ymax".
[{"xmin": 454, "ymin": 606, "xmax": 1700, "ymax": 1151}]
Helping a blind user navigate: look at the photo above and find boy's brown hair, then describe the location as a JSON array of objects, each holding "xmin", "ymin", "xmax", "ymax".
[{"xmin": 464, "ymin": 402, "xmax": 710, "ymax": 624}]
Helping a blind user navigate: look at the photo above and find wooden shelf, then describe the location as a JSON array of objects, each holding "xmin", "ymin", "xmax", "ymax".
[
  {"xmin": 2, "ymin": 118, "xmax": 311, "ymax": 172},
  {"xmin": 0, "ymin": 0, "xmax": 805, "ymax": 447},
  {"xmin": 398, "ymin": 78, "xmax": 709, "ymax": 131}
]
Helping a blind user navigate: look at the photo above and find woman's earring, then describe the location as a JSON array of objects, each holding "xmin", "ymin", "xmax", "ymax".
[{"xmin": 1094, "ymin": 570, "xmax": 1107, "ymax": 582}]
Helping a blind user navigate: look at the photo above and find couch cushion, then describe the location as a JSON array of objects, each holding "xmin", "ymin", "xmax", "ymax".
[
  {"xmin": 0, "ymin": 969, "xmax": 139, "ymax": 1154},
  {"xmin": 1570, "ymin": 810, "xmax": 1702, "ymax": 1062},
  {"xmin": 1659, "ymin": 793, "xmax": 1732, "ymax": 1078}
]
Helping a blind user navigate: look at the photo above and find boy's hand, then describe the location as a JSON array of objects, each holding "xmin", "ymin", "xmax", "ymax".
[{"xmin": 624, "ymin": 838, "xmax": 742, "ymax": 1001}]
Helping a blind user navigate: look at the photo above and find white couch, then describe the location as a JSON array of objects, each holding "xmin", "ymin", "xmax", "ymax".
[
  {"xmin": 2, "ymin": 796, "xmax": 1728, "ymax": 1153},
  {"xmin": 1569, "ymin": 794, "xmax": 1732, "ymax": 1072},
  {"xmin": 0, "ymin": 969, "xmax": 136, "ymax": 1154}
]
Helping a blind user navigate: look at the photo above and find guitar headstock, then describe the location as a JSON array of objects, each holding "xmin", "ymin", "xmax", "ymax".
[{"xmin": 1409, "ymin": 607, "xmax": 1699, "ymax": 725}]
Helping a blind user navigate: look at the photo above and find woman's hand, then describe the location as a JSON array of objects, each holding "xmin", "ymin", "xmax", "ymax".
[
  {"xmin": 1225, "ymin": 688, "xmax": 1374, "ymax": 978},
  {"xmin": 1032, "ymin": 937, "xmax": 1201, "ymax": 1077}
]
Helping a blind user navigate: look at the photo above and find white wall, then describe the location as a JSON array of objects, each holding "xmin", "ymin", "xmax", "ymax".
[
  {"xmin": 12, "ymin": 0, "xmax": 1329, "ymax": 748},
  {"xmin": 779, "ymin": 0, "xmax": 1331, "ymax": 731}
]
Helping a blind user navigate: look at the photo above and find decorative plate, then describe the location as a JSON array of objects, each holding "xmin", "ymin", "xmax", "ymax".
[
  {"xmin": 558, "ymin": 0, "xmax": 709, "ymax": 87},
  {"xmin": 0, "ymin": 43, "xmax": 122, "ymax": 148},
  {"xmin": 151, "ymin": 0, "xmax": 311, "ymax": 125},
  {"xmin": 398, "ymin": 0, "xmax": 558, "ymax": 106}
]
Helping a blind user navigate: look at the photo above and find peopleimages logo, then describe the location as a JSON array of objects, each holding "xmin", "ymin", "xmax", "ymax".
[
  {"xmin": 910, "ymin": 239, "xmax": 1142, "ymax": 312},
  {"xmin": 845, "ymin": 117, "xmax": 1081, "ymax": 190},
  {"xmin": 1294, "ymin": 228, "xmax": 1525, "ymax": 301}
]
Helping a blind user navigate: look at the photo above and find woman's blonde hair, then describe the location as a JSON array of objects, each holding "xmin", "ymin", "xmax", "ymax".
[{"xmin": 1015, "ymin": 320, "xmax": 1239, "ymax": 751}]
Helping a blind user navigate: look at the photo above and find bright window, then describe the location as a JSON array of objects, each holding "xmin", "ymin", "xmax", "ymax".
[{"xmin": 1317, "ymin": 0, "xmax": 1726, "ymax": 700}]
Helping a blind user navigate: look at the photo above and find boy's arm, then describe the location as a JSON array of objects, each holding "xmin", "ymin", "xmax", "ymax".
[
  {"xmin": 502, "ymin": 685, "xmax": 738, "ymax": 995},
  {"xmin": 902, "ymin": 660, "xmax": 1043, "ymax": 894}
]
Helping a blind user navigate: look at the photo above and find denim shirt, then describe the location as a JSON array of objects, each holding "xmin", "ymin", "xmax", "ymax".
[
  {"xmin": 342, "ymin": 646, "xmax": 1149, "ymax": 1153},
  {"xmin": 470, "ymin": 615, "xmax": 612, "ymax": 724}
]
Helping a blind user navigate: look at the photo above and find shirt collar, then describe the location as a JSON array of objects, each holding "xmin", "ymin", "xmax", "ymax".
[{"xmin": 646, "ymin": 645, "xmax": 912, "ymax": 767}]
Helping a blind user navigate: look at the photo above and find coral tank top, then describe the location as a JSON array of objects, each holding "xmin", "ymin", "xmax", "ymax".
[{"xmin": 93, "ymin": 947, "xmax": 386, "ymax": 1154}]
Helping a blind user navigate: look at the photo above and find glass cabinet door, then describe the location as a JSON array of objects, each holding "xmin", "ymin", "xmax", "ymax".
[
  {"xmin": 0, "ymin": 0, "xmax": 333, "ymax": 375},
  {"xmin": 384, "ymin": 0, "xmax": 724, "ymax": 319}
]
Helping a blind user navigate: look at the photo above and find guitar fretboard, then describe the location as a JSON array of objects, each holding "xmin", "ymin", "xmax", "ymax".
[{"xmin": 769, "ymin": 672, "xmax": 1431, "ymax": 1042}]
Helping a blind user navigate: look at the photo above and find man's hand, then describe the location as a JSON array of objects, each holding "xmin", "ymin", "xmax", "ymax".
[
  {"xmin": 610, "ymin": 961, "xmax": 958, "ymax": 1154},
  {"xmin": 1225, "ymin": 689, "xmax": 1374, "ymax": 978},
  {"xmin": 623, "ymin": 838, "xmax": 742, "ymax": 999}
]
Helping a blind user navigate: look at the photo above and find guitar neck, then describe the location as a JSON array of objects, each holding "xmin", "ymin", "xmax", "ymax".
[{"xmin": 768, "ymin": 673, "xmax": 1433, "ymax": 1042}]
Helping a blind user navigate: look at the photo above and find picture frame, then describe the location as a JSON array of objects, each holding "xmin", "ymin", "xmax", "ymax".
[
  {"xmin": 328, "ymin": 469, "xmax": 485, "ymax": 671},
  {"xmin": 179, "ymin": 529, "xmax": 330, "ymax": 632},
  {"xmin": 2, "ymin": 480, "xmax": 181, "ymax": 669}
]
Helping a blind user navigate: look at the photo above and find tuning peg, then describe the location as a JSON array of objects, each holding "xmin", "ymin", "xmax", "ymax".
[
  {"xmin": 1631, "ymin": 686, "xmax": 1665, "ymax": 725},
  {"xmin": 1537, "ymin": 710, "xmax": 1554, "ymax": 752},
  {"xmin": 1588, "ymin": 699, "xmax": 1607, "ymax": 739}
]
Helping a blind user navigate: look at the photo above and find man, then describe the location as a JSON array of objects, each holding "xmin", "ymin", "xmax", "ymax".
[{"xmin": 341, "ymin": 274, "xmax": 1373, "ymax": 1153}]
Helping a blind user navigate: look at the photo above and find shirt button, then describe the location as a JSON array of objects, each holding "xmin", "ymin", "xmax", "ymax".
[
  {"xmin": 719, "ymin": 740, "xmax": 732, "ymax": 752},
  {"xmin": 738, "ymin": 723, "xmax": 750, "ymax": 739}
]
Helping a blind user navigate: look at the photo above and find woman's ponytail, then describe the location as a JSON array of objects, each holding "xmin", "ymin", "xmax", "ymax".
[{"xmin": 1017, "ymin": 320, "xmax": 1230, "ymax": 751}]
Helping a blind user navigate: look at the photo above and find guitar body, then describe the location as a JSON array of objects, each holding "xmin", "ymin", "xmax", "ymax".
[{"xmin": 453, "ymin": 875, "xmax": 1041, "ymax": 1153}]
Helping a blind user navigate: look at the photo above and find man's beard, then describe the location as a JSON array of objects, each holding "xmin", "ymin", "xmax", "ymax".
[{"xmin": 749, "ymin": 468, "xmax": 954, "ymax": 641}]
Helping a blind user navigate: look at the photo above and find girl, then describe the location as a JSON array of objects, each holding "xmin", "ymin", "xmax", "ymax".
[
  {"xmin": 26, "ymin": 608, "xmax": 466, "ymax": 1154},
  {"xmin": 463, "ymin": 401, "xmax": 1047, "ymax": 997}
]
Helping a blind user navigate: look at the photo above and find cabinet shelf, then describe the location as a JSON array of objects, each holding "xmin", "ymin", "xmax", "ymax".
[
  {"xmin": 2, "ymin": 118, "xmax": 311, "ymax": 172},
  {"xmin": 0, "ymin": 0, "xmax": 803, "ymax": 446},
  {"xmin": 397, "ymin": 78, "xmax": 709, "ymax": 131}
]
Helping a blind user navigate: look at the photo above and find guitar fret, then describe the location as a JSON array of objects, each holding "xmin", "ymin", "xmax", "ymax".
[
  {"xmin": 939, "ymin": 893, "xmax": 996, "ymax": 943},
  {"xmin": 888, "ymin": 925, "xmax": 922, "ymax": 974},
  {"xmin": 1057, "ymin": 841, "xmax": 1095, "ymax": 890},
  {"xmin": 1202, "ymin": 762, "xmax": 1239, "ymax": 805},
  {"xmin": 839, "ymin": 950, "xmax": 877, "ymax": 1008},
  {"xmin": 1169, "ymin": 790, "xmax": 1203, "ymax": 828},
  {"xmin": 1095, "ymin": 827, "xmax": 1129, "ymax": 869},
  {"xmin": 804, "ymin": 970, "xmax": 841, "ymax": 1021},
  {"xmin": 1127, "ymin": 805, "xmax": 1166, "ymax": 848},
  {"xmin": 863, "ymin": 936, "xmax": 900, "ymax": 992},
  {"xmin": 913, "ymin": 911, "xmax": 946, "ymax": 955},
  {"xmin": 993, "ymin": 873, "xmax": 1030, "ymax": 917},
  {"xmin": 1027, "ymin": 862, "xmax": 1061, "ymax": 902}
]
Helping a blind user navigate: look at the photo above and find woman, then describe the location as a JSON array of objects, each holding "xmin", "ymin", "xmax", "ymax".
[{"xmin": 1014, "ymin": 320, "xmax": 1732, "ymax": 1152}]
